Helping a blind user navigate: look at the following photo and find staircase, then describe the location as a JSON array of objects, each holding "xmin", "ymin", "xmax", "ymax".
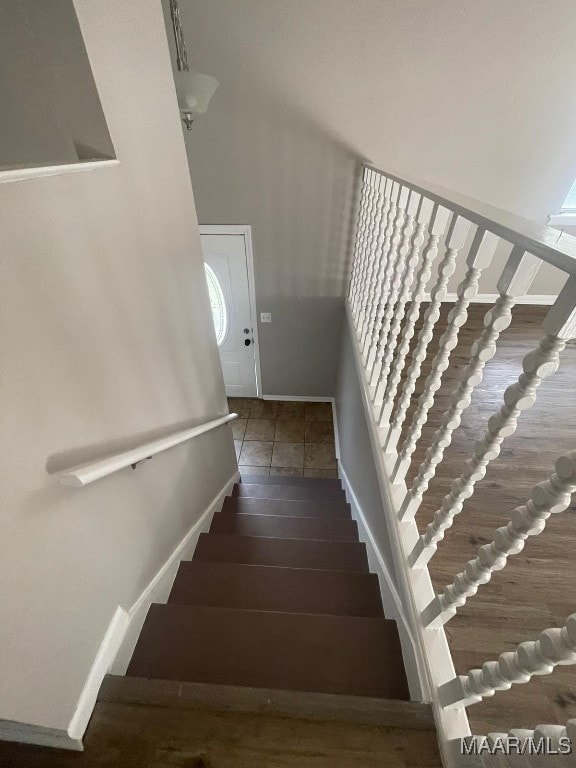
[{"xmin": 118, "ymin": 474, "xmax": 423, "ymax": 725}]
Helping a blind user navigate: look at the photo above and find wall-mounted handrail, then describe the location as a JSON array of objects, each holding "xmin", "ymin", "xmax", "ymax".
[
  {"xmin": 59, "ymin": 413, "xmax": 238, "ymax": 487},
  {"xmin": 366, "ymin": 164, "xmax": 576, "ymax": 276}
]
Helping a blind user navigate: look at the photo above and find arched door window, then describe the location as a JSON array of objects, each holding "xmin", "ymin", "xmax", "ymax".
[{"xmin": 204, "ymin": 264, "xmax": 228, "ymax": 346}]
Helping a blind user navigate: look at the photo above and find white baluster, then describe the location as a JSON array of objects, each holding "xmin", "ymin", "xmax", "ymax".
[
  {"xmin": 378, "ymin": 204, "xmax": 450, "ymax": 428},
  {"xmin": 439, "ymin": 613, "xmax": 576, "ymax": 708},
  {"xmin": 391, "ymin": 219, "xmax": 482, "ymax": 485},
  {"xmin": 564, "ymin": 722, "xmax": 576, "ymax": 766},
  {"xmin": 357, "ymin": 176, "xmax": 385, "ymax": 337},
  {"xmin": 411, "ymin": 279, "xmax": 576, "ymax": 567},
  {"xmin": 364, "ymin": 186, "xmax": 414, "ymax": 358},
  {"xmin": 360, "ymin": 183, "xmax": 401, "ymax": 367},
  {"xmin": 352, "ymin": 173, "xmax": 376, "ymax": 325},
  {"xmin": 360, "ymin": 178, "xmax": 393, "ymax": 351},
  {"xmin": 362, "ymin": 185, "xmax": 410, "ymax": 361},
  {"xmin": 362, "ymin": 183, "xmax": 397, "ymax": 380},
  {"xmin": 382, "ymin": 212, "xmax": 465, "ymax": 455},
  {"xmin": 348, "ymin": 177, "xmax": 371, "ymax": 307},
  {"xmin": 399, "ymin": 247, "xmax": 540, "ymax": 520},
  {"xmin": 372, "ymin": 196, "xmax": 435, "ymax": 396},
  {"xmin": 348, "ymin": 178, "xmax": 369, "ymax": 314},
  {"xmin": 542, "ymin": 274, "xmax": 576, "ymax": 341},
  {"xmin": 532, "ymin": 725, "xmax": 573, "ymax": 768},
  {"xmin": 423, "ymin": 451, "xmax": 576, "ymax": 627},
  {"xmin": 384, "ymin": 227, "xmax": 496, "ymax": 444},
  {"xmin": 368, "ymin": 191, "xmax": 422, "ymax": 403},
  {"xmin": 362, "ymin": 184, "xmax": 408, "ymax": 377},
  {"xmin": 352, "ymin": 172, "xmax": 378, "ymax": 323},
  {"xmin": 358, "ymin": 176, "xmax": 387, "ymax": 344}
]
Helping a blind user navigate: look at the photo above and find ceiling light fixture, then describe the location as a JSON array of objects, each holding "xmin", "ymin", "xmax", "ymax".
[{"xmin": 169, "ymin": 0, "xmax": 219, "ymax": 130}]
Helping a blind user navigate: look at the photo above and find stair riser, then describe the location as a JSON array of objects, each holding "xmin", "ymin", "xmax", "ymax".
[
  {"xmin": 241, "ymin": 474, "xmax": 342, "ymax": 489},
  {"xmin": 210, "ymin": 512, "xmax": 358, "ymax": 542},
  {"xmin": 235, "ymin": 485, "xmax": 346, "ymax": 502},
  {"xmin": 194, "ymin": 534, "xmax": 369, "ymax": 572},
  {"xmin": 222, "ymin": 496, "xmax": 351, "ymax": 519},
  {"xmin": 169, "ymin": 561, "xmax": 383, "ymax": 616}
]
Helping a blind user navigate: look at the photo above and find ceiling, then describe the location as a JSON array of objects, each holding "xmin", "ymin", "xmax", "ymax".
[{"xmin": 176, "ymin": 0, "xmax": 576, "ymax": 219}]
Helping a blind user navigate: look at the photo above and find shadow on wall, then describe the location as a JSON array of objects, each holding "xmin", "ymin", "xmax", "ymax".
[
  {"xmin": 186, "ymin": 83, "xmax": 362, "ymax": 300},
  {"xmin": 179, "ymin": 82, "xmax": 363, "ymax": 396},
  {"xmin": 161, "ymin": 0, "xmax": 367, "ymax": 395},
  {"xmin": 45, "ymin": 414, "xmax": 229, "ymax": 474}
]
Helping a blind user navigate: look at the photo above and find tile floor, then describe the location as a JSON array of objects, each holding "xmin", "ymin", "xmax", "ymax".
[{"xmin": 228, "ymin": 398, "xmax": 338, "ymax": 477}]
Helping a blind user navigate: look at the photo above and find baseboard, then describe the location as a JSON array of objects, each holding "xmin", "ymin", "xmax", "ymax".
[
  {"xmin": 111, "ymin": 469, "xmax": 240, "ymax": 676},
  {"xmin": 0, "ymin": 719, "xmax": 83, "ymax": 752},
  {"xmin": 330, "ymin": 400, "xmax": 340, "ymax": 461},
  {"xmin": 261, "ymin": 395, "xmax": 335, "ymax": 402},
  {"xmin": 338, "ymin": 462, "xmax": 423, "ymax": 701},
  {"xmin": 23, "ymin": 469, "xmax": 240, "ymax": 752},
  {"xmin": 67, "ymin": 606, "xmax": 130, "ymax": 742},
  {"xmin": 423, "ymin": 292, "xmax": 556, "ymax": 305}
]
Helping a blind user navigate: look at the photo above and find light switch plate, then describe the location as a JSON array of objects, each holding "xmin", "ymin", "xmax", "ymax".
[{"xmin": 260, "ymin": 312, "xmax": 272, "ymax": 323}]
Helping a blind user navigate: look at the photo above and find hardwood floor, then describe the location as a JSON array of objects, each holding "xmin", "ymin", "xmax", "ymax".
[
  {"xmin": 395, "ymin": 303, "xmax": 576, "ymax": 734},
  {"xmin": 0, "ymin": 702, "xmax": 442, "ymax": 767}
]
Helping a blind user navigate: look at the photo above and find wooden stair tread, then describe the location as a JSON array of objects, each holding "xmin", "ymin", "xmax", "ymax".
[
  {"xmin": 210, "ymin": 511, "xmax": 358, "ymax": 541},
  {"xmin": 241, "ymin": 474, "xmax": 342, "ymax": 489},
  {"xmin": 169, "ymin": 561, "xmax": 383, "ymax": 616},
  {"xmin": 100, "ymin": 674, "xmax": 434, "ymax": 729},
  {"xmin": 222, "ymin": 495, "xmax": 351, "ymax": 519},
  {"xmin": 235, "ymin": 483, "xmax": 345, "ymax": 502},
  {"xmin": 127, "ymin": 604, "xmax": 410, "ymax": 700},
  {"xmin": 193, "ymin": 532, "xmax": 369, "ymax": 572}
]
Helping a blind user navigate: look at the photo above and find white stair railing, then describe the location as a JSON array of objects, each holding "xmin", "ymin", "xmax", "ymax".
[
  {"xmin": 347, "ymin": 164, "xmax": 576, "ymax": 767},
  {"xmin": 375, "ymin": 198, "xmax": 439, "ymax": 415},
  {"xmin": 364, "ymin": 183, "xmax": 405, "ymax": 366},
  {"xmin": 391, "ymin": 225, "xmax": 498, "ymax": 485},
  {"xmin": 439, "ymin": 611, "xmax": 576, "ymax": 709},
  {"xmin": 362, "ymin": 178, "xmax": 395, "ymax": 360},
  {"xmin": 381, "ymin": 211, "xmax": 460, "ymax": 449},
  {"xmin": 399, "ymin": 246, "xmax": 540, "ymax": 522},
  {"xmin": 423, "ymin": 451, "xmax": 576, "ymax": 628}
]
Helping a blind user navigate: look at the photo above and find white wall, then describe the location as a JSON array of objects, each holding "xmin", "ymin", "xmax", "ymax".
[
  {"xmin": 169, "ymin": 0, "xmax": 576, "ymax": 312},
  {"xmin": 0, "ymin": 0, "xmax": 236, "ymax": 742},
  {"xmin": 0, "ymin": 0, "xmax": 115, "ymax": 169}
]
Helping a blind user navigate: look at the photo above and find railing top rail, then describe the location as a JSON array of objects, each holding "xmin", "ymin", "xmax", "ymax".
[
  {"xmin": 365, "ymin": 164, "xmax": 576, "ymax": 277},
  {"xmin": 59, "ymin": 412, "xmax": 238, "ymax": 487}
]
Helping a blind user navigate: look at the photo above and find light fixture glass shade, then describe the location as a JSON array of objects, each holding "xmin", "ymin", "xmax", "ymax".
[{"xmin": 175, "ymin": 71, "xmax": 219, "ymax": 114}]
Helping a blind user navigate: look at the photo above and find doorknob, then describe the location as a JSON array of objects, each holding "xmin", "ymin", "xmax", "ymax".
[{"xmin": 244, "ymin": 338, "xmax": 253, "ymax": 346}]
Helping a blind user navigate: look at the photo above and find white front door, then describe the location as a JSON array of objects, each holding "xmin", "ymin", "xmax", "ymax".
[{"xmin": 200, "ymin": 229, "xmax": 259, "ymax": 397}]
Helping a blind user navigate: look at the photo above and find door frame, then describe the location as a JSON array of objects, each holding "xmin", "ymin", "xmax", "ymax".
[{"xmin": 199, "ymin": 224, "xmax": 262, "ymax": 397}]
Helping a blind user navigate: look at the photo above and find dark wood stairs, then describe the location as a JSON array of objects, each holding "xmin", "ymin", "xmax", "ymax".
[{"xmin": 103, "ymin": 474, "xmax": 432, "ymax": 730}]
